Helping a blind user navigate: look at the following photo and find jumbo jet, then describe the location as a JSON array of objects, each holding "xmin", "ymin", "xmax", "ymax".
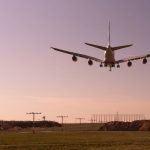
[{"xmin": 51, "ymin": 23, "xmax": 150, "ymax": 71}]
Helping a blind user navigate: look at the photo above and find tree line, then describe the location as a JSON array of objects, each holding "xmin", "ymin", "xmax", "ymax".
[{"xmin": 0, "ymin": 120, "xmax": 61, "ymax": 130}]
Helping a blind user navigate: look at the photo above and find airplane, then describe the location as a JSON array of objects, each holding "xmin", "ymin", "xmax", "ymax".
[{"xmin": 51, "ymin": 22, "xmax": 150, "ymax": 71}]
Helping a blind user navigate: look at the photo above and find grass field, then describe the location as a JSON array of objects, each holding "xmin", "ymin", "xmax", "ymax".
[{"xmin": 0, "ymin": 130, "xmax": 150, "ymax": 150}]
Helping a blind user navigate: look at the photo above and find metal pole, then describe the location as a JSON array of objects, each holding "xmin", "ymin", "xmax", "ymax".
[
  {"xmin": 57, "ymin": 115, "xmax": 68, "ymax": 130},
  {"xmin": 76, "ymin": 118, "xmax": 85, "ymax": 124},
  {"xmin": 26, "ymin": 112, "xmax": 41, "ymax": 133}
]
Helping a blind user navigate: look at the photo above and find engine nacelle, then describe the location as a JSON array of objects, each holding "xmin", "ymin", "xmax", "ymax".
[
  {"xmin": 88, "ymin": 59, "xmax": 93, "ymax": 66},
  {"xmin": 100, "ymin": 63, "xmax": 103, "ymax": 67},
  {"xmin": 127, "ymin": 61, "xmax": 132, "ymax": 67},
  {"xmin": 72, "ymin": 55, "xmax": 77, "ymax": 62},
  {"xmin": 117, "ymin": 64, "xmax": 120, "ymax": 68},
  {"xmin": 143, "ymin": 58, "xmax": 147, "ymax": 64}
]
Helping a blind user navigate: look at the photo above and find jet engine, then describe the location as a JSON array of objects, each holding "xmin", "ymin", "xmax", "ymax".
[
  {"xmin": 88, "ymin": 59, "xmax": 93, "ymax": 66},
  {"xmin": 72, "ymin": 55, "xmax": 77, "ymax": 62},
  {"xmin": 117, "ymin": 64, "xmax": 120, "ymax": 68},
  {"xmin": 127, "ymin": 61, "xmax": 132, "ymax": 67},
  {"xmin": 100, "ymin": 63, "xmax": 103, "ymax": 67},
  {"xmin": 143, "ymin": 58, "xmax": 147, "ymax": 64}
]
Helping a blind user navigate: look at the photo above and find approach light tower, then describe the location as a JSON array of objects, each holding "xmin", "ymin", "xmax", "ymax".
[
  {"xmin": 26, "ymin": 112, "xmax": 41, "ymax": 123},
  {"xmin": 75, "ymin": 118, "xmax": 85, "ymax": 124},
  {"xmin": 57, "ymin": 115, "xmax": 68, "ymax": 125},
  {"xmin": 26, "ymin": 112, "xmax": 41, "ymax": 134}
]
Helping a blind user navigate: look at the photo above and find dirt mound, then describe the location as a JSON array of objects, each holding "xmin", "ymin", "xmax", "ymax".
[
  {"xmin": 139, "ymin": 120, "xmax": 150, "ymax": 131},
  {"xmin": 99, "ymin": 120, "xmax": 150, "ymax": 131}
]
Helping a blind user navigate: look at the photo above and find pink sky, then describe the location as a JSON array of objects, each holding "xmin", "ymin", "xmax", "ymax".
[{"xmin": 0, "ymin": 0, "xmax": 150, "ymax": 123}]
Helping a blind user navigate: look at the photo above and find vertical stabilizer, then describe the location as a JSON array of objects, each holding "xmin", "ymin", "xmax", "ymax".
[{"xmin": 108, "ymin": 21, "xmax": 111, "ymax": 46}]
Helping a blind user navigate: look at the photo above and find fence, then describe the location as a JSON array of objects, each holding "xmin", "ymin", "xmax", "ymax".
[{"xmin": 90, "ymin": 113, "xmax": 146, "ymax": 123}]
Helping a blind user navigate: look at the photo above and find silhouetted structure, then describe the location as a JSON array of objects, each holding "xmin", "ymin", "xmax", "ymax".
[
  {"xmin": 26, "ymin": 112, "xmax": 41, "ymax": 122},
  {"xmin": 26, "ymin": 112, "xmax": 41, "ymax": 133},
  {"xmin": 91, "ymin": 113, "xmax": 145, "ymax": 123},
  {"xmin": 75, "ymin": 118, "xmax": 85, "ymax": 124},
  {"xmin": 42, "ymin": 116, "xmax": 46, "ymax": 121},
  {"xmin": 99, "ymin": 120, "xmax": 150, "ymax": 131},
  {"xmin": 0, "ymin": 121, "xmax": 61, "ymax": 130},
  {"xmin": 57, "ymin": 115, "xmax": 68, "ymax": 125}
]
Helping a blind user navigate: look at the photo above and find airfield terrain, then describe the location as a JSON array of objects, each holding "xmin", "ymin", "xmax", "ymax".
[{"xmin": 0, "ymin": 122, "xmax": 150, "ymax": 150}]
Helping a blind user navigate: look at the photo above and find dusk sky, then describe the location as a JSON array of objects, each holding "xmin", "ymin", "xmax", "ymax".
[{"xmin": 0, "ymin": 0, "xmax": 150, "ymax": 123}]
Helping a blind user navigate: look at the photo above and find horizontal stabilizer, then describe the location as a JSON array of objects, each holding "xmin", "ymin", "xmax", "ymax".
[
  {"xmin": 112, "ymin": 44, "xmax": 133, "ymax": 51},
  {"xmin": 85, "ymin": 43, "xmax": 107, "ymax": 51}
]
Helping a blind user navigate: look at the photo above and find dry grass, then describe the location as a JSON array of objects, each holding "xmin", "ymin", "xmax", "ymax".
[{"xmin": 0, "ymin": 130, "xmax": 150, "ymax": 150}]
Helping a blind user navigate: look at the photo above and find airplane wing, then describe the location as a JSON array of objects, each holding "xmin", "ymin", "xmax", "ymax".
[
  {"xmin": 85, "ymin": 43, "xmax": 107, "ymax": 51},
  {"xmin": 111, "ymin": 44, "xmax": 133, "ymax": 51},
  {"xmin": 115, "ymin": 54, "xmax": 150, "ymax": 64},
  {"xmin": 51, "ymin": 47, "xmax": 103, "ymax": 62}
]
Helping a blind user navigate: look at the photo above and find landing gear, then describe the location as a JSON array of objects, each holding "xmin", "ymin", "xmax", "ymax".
[
  {"xmin": 99, "ymin": 63, "xmax": 120, "ymax": 71},
  {"xmin": 109, "ymin": 66, "xmax": 112, "ymax": 71},
  {"xmin": 112, "ymin": 63, "xmax": 115, "ymax": 67}
]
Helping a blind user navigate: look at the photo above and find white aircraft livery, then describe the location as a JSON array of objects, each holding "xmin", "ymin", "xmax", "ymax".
[{"xmin": 51, "ymin": 22, "xmax": 150, "ymax": 71}]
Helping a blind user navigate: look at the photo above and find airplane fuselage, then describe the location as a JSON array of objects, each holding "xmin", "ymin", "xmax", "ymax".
[{"xmin": 104, "ymin": 46, "xmax": 115, "ymax": 66}]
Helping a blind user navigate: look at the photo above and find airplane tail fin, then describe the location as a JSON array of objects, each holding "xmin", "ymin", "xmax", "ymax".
[
  {"xmin": 108, "ymin": 21, "xmax": 110, "ymax": 46},
  {"xmin": 85, "ymin": 21, "xmax": 132, "ymax": 51},
  {"xmin": 84, "ymin": 21, "xmax": 110, "ymax": 51}
]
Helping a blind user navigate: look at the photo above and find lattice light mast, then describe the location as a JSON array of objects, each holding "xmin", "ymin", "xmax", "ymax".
[
  {"xmin": 75, "ymin": 118, "xmax": 85, "ymax": 124},
  {"xmin": 57, "ymin": 115, "xmax": 68, "ymax": 125},
  {"xmin": 26, "ymin": 112, "xmax": 41, "ymax": 123}
]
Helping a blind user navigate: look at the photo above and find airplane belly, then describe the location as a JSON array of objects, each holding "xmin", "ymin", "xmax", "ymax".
[{"xmin": 104, "ymin": 50, "xmax": 115, "ymax": 63}]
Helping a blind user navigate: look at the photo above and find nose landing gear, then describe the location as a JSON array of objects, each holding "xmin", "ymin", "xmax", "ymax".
[{"xmin": 109, "ymin": 66, "xmax": 112, "ymax": 71}]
